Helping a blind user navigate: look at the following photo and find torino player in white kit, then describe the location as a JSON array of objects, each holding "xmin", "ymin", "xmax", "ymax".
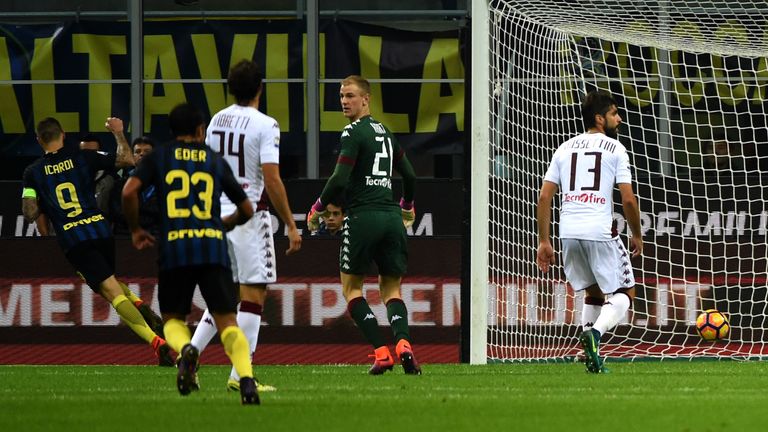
[
  {"xmin": 536, "ymin": 90, "xmax": 643, "ymax": 374},
  {"xmin": 191, "ymin": 60, "xmax": 302, "ymax": 390}
]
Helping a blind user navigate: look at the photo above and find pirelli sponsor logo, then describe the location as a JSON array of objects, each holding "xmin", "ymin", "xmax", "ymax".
[
  {"xmin": 167, "ymin": 228, "xmax": 223, "ymax": 241},
  {"xmin": 62, "ymin": 214, "xmax": 104, "ymax": 231}
]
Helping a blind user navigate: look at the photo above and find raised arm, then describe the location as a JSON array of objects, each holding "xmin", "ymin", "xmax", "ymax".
[{"xmin": 105, "ymin": 117, "xmax": 135, "ymax": 168}]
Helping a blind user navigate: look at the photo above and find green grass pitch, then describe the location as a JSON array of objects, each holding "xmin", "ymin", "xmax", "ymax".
[{"xmin": 2, "ymin": 362, "xmax": 767, "ymax": 432}]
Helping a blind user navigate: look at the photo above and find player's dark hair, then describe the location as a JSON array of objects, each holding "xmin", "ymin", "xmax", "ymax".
[
  {"xmin": 228, "ymin": 59, "xmax": 263, "ymax": 105},
  {"xmin": 79, "ymin": 133, "xmax": 102, "ymax": 149},
  {"xmin": 327, "ymin": 197, "xmax": 345, "ymax": 211},
  {"xmin": 341, "ymin": 75, "xmax": 371, "ymax": 96},
  {"xmin": 581, "ymin": 90, "xmax": 617, "ymax": 129},
  {"xmin": 132, "ymin": 136, "xmax": 156, "ymax": 149},
  {"xmin": 36, "ymin": 117, "xmax": 64, "ymax": 144},
  {"xmin": 169, "ymin": 103, "xmax": 205, "ymax": 138}
]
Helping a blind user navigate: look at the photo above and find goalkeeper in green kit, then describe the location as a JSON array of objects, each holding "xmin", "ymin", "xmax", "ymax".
[{"xmin": 307, "ymin": 75, "xmax": 420, "ymax": 375}]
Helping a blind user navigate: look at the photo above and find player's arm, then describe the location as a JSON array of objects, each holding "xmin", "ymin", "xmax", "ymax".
[
  {"xmin": 105, "ymin": 117, "xmax": 135, "ymax": 168},
  {"xmin": 21, "ymin": 194, "xmax": 40, "ymax": 223},
  {"xmin": 223, "ymin": 198, "xmax": 254, "ymax": 232},
  {"xmin": 308, "ymin": 131, "xmax": 356, "ymax": 232},
  {"xmin": 122, "ymin": 176, "xmax": 154, "ymax": 249},
  {"xmin": 536, "ymin": 180, "xmax": 558, "ymax": 272},
  {"xmin": 306, "ymin": 162, "xmax": 353, "ymax": 232},
  {"xmin": 122, "ymin": 153, "xmax": 156, "ymax": 249},
  {"xmin": 35, "ymin": 212, "xmax": 52, "ymax": 236},
  {"xmin": 619, "ymin": 182, "xmax": 643, "ymax": 257},
  {"xmin": 263, "ymin": 163, "xmax": 301, "ymax": 255},
  {"xmin": 394, "ymin": 147, "xmax": 416, "ymax": 228}
]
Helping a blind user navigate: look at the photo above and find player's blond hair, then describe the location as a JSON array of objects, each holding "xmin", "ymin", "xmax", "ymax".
[{"xmin": 341, "ymin": 75, "xmax": 370, "ymax": 96}]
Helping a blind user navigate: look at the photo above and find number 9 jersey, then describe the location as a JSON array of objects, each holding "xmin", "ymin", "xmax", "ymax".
[
  {"xmin": 543, "ymin": 132, "xmax": 632, "ymax": 241},
  {"xmin": 132, "ymin": 140, "xmax": 247, "ymax": 270},
  {"xmin": 22, "ymin": 149, "xmax": 114, "ymax": 252}
]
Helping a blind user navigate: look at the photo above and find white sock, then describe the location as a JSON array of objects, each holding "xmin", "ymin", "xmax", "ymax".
[
  {"xmin": 581, "ymin": 303, "xmax": 602, "ymax": 331},
  {"xmin": 229, "ymin": 307, "xmax": 262, "ymax": 381},
  {"xmin": 190, "ymin": 308, "xmax": 218, "ymax": 353},
  {"xmin": 592, "ymin": 293, "xmax": 631, "ymax": 336}
]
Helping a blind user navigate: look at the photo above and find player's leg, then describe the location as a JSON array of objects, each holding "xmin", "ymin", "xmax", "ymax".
[
  {"xmin": 190, "ymin": 230, "xmax": 241, "ymax": 354},
  {"xmin": 342, "ymin": 212, "xmax": 392, "ymax": 374},
  {"xmin": 224, "ymin": 212, "xmax": 275, "ymax": 389},
  {"xmin": 201, "ymin": 265, "xmax": 258, "ymax": 405},
  {"xmin": 225, "ymin": 283, "xmax": 275, "ymax": 391},
  {"xmin": 117, "ymin": 280, "xmax": 164, "ymax": 340},
  {"xmin": 66, "ymin": 239, "xmax": 173, "ymax": 365},
  {"xmin": 158, "ymin": 266, "xmax": 200, "ymax": 395},
  {"xmin": 376, "ymin": 212, "xmax": 420, "ymax": 374},
  {"xmin": 99, "ymin": 277, "xmax": 164, "ymax": 344},
  {"xmin": 379, "ymin": 275, "xmax": 421, "ymax": 375},
  {"xmin": 342, "ymin": 272, "xmax": 393, "ymax": 374},
  {"xmin": 562, "ymin": 239, "xmax": 604, "ymax": 373},
  {"xmin": 590, "ymin": 237, "xmax": 636, "ymax": 338},
  {"xmin": 582, "ymin": 288, "xmax": 604, "ymax": 332}
]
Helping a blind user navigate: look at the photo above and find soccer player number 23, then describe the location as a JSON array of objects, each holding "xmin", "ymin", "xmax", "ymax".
[{"xmin": 165, "ymin": 169, "xmax": 214, "ymax": 219}]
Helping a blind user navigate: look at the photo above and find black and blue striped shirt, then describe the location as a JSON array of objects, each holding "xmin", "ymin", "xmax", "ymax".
[
  {"xmin": 132, "ymin": 140, "xmax": 246, "ymax": 270},
  {"xmin": 22, "ymin": 149, "xmax": 114, "ymax": 252}
]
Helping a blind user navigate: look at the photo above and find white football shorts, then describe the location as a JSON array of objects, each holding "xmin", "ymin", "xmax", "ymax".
[
  {"xmin": 561, "ymin": 237, "xmax": 635, "ymax": 293},
  {"xmin": 227, "ymin": 209, "xmax": 276, "ymax": 284}
]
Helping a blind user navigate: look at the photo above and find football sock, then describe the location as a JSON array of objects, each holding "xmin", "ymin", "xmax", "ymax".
[
  {"xmin": 348, "ymin": 297, "xmax": 386, "ymax": 348},
  {"xmin": 220, "ymin": 326, "xmax": 253, "ymax": 379},
  {"xmin": 592, "ymin": 293, "xmax": 631, "ymax": 336},
  {"xmin": 164, "ymin": 318, "xmax": 191, "ymax": 353},
  {"xmin": 190, "ymin": 308, "xmax": 217, "ymax": 352},
  {"xmin": 111, "ymin": 294, "xmax": 156, "ymax": 344},
  {"xmin": 117, "ymin": 281, "xmax": 143, "ymax": 306},
  {"xmin": 229, "ymin": 301, "xmax": 262, "ymax": 381},
  {"xmin": 581, "ymin": 298, "xmax": 603, "ymax": 331},
  {"xmin": 385, "ymin": 298, "xmax": 411, "ymax": 342}
]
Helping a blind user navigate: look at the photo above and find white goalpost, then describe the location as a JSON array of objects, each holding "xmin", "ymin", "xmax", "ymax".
[{"xmin": 471, "ymin": 0, "xmax": 768, "ymax": 363}]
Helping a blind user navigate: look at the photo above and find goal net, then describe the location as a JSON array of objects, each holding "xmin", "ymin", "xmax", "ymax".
[{"xmin": 477, "ymin": 0, "xmax": 768, "ymax": 362}]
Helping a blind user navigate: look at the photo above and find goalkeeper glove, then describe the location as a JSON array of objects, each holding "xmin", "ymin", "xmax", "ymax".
[
  {"xmin": 306, "ymin": 198, "xmax": 327, "ymax": 232},
  {"xmin": 400, "ymin": 198, "xmax": 415, "ymax": 229}
]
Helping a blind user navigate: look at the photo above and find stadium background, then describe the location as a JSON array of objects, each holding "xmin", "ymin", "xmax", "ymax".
[{"xmin": 0, "ymin": 1, "xmax": 468, "ymax": 364}]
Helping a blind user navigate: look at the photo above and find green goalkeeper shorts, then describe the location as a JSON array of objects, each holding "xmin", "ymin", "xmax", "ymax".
[{"xmin": 340, "ymin": 210, "xmax": 408, "ymax": 276}]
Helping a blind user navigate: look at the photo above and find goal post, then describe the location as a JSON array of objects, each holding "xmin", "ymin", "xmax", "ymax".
[
  {"xmin": 471, "ymin": 0, "xmax": 768, "ymax": 363},
  {"xmin": 469, "ymin": 0, "xmax": 491, "ymax": 365}
]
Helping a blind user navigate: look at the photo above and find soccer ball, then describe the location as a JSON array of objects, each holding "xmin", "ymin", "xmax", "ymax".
[{"xmin": 695, "ymin": 309, "xmax": 730, "ymax": 341}]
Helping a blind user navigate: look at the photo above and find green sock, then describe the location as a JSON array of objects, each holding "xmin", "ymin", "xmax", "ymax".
[
  {"xmin": 386, "ymin": 298, "xmax": 411, "ymax": 342},
  {"xmin": 347, "ymin": 297, "xmax": 385, "ymax": 348}
]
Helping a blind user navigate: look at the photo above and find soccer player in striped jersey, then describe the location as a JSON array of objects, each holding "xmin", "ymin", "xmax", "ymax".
[
  {"xmin": 21, "ymin": 117, "xmax": 173, "ymax": 366},
  {"xmin": 536, "ymin": 90, "xmax": 643, "ymax": 373},
  {"xmin": 189, "ymin": 60, "xmax": 301, "ymax": 393},
  {"xmin": 306, "ymin": 75, "xmax": 420, "ymax": 375},
  {"xmin": 122, "ymin": 103, "xmax": 260, "ymax": 404}
]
